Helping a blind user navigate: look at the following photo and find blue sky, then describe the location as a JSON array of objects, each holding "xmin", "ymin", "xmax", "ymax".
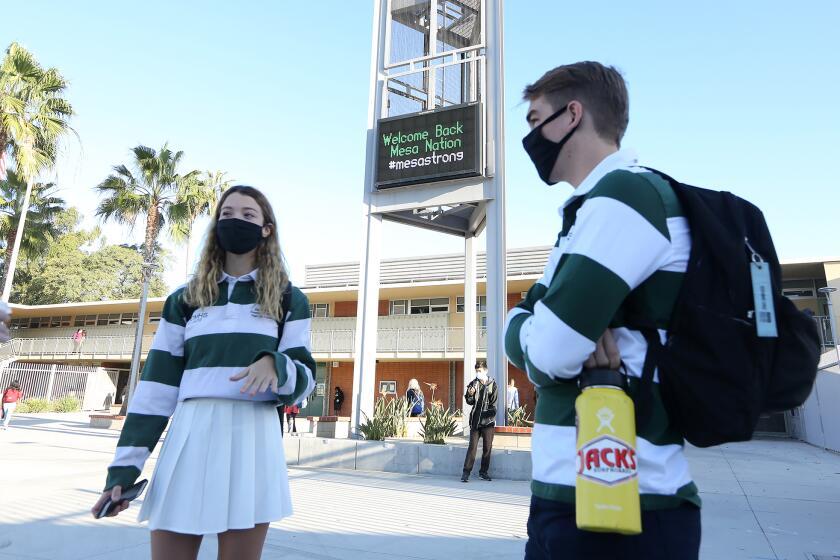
[{"xmin": 3, "ymin": 1, "xmax": 839, "ymax": 289}]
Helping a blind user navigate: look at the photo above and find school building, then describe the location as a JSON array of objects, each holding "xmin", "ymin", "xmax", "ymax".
[{"xmin": 2, "ymin": 247, "xmax": 839, "ymax": 435}]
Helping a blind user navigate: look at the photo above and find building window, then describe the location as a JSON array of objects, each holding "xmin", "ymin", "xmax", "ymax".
[
  {"xmin": 389, "ymin": 299, "xmax": 408, "ymax": 315},
  {"xmin": 120, "ymin": 313, "xmax": 138, "ymax": 325},
  {"xmin": 148, "ymin": 311, "xmax": 162, "ymax": 323},
  {"xmin": 379, "ymin": 380, "xmax": 397, "ymax": 395},
  {"xmin": 74, "ymin": 314, "xmax": 96, "ymax": 327},
  {"xmin": 782, "ymin": 279, "xmax": 816, "ymax": 299},
  {"xmin": 309, "ymin": 303, "xmax": 329, "ymax": 318},
  {"xmin": 409, "ymin": 297, "xmax": 449, "ymax": 314},
  {"xmin": 479, "ymin": 314, "xmax": 487, "ymax": 329},
  {"xmin": 456, "ymin": 295, "xmax": 487, "ymax": 313}
]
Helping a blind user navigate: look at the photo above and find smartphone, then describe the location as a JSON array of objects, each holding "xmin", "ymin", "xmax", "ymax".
[{"xmin": 96, "ymin": 479, "xmax": 148, "ymax": 519}]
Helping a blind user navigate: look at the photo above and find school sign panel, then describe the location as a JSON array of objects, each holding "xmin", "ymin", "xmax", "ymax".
[{"xmin": 375, "ymin": 103, "xmax": 482, "ymax": 189}]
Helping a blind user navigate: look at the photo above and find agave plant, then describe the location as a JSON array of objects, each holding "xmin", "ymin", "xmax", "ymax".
[
  {"xmin": 420, "ymin": 403, "xmax": 458, "ymax": 444},
  {"xmin": 506, "ymin": 405, "xmax": 533, "ymax": 428},
  {"xmin": 359, "ymin": 396, "xmax": 412, "ymax": 440}
]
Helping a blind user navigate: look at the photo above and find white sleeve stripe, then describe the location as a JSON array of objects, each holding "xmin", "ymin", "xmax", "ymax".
[
  {"xmin": 150, "ymin": 318, "xmax": 185, "ymax": 357},
  {"xmin": 568, "ymin": 197, "xmax": 671, "ymax": 290},
  {"xmin": 127, "ymin": 381, "xmax": 179, "ymax": 417},
  {"xmin": 504, "ymin": 307, "xmax": 530, "ymax": 331},
  {"xmin": 110, "ymin": 446, "xmax": 151, "ymax": 471},
  {"xmin": 524, "ymin": 301, "xmax": 594, "ymax": 379}
]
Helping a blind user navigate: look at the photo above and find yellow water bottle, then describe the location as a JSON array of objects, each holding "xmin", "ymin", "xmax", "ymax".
[{"xmin": 575, "ymin": 368, "xmax": 641, "ymax": 535}]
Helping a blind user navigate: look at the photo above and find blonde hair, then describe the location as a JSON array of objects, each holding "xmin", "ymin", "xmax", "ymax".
[
  {"xmin": 183, "ymin": 185, "xmax": 289, "ymax": 321},
  {"xmin": 408, "ymin": 379, "xmax": 420, "ymax": 391}
]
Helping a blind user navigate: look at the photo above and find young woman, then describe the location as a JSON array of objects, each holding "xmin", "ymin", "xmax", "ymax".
[
  {"xmin": 91, "ymin": 186, "xmax": 315, "ymax": 560},
  {"xmin": 284, "ymin": 403, "xmax": 300, "ymax": 434},
  {"xmin": 406, "ymin": 378, "xmax": 424, "ymax": 417},
  {"xmin": 2, "ymin": 380, "xmax": 22, "ymax": 429}
]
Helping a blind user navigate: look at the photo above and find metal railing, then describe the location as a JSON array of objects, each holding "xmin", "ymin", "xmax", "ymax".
[
  {"xmin": 0, "ymin": 327, "xmax": 490, "ymax": 362},
  {"xmin": 814, "ymin": 315, "xmax": 835, "ymax": 347},
  {"xmin": 3, "ymin": 335, "xmax": 154, "ymax": 361}
]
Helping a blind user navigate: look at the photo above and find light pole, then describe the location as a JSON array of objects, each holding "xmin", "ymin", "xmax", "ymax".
[{"xmin": 818, "ymin": 286, "xmax": 839, "ymax": 365}]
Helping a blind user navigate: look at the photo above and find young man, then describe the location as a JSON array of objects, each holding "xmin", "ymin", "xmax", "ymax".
[
  {"xmin": 505, "ymin": 61, "xmax": 700, "ymax": 559},
  {"xmin": 461, "ymin": 362, "xmax": 497, "ymax": 482}
]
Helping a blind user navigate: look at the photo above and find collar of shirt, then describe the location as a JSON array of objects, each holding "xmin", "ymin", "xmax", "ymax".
[
  {"xmin": 219, "ymin": 269, "xmax": 258, "ymax": 283},
  {"xmin": 559, "ymin": 148, "xmax": 639, "ymax": 213}
]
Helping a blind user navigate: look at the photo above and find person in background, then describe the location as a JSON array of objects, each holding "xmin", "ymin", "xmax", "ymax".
[
  {"xmin": 334, "ymin": 386, "xmax": 345, "ymax": 415},
  {"xmin": 2, "ymin": 380, "xmax": 23, "ymax": 429},
  {"xmin": 284, "ymin": 403, "xmax": 300, "ymax": 434},
  {"xmin": 506, "ymin": 377, "xmax": 520, "ymax": 415},
  {"xmin": 406, "ymin": 378, "xmax": 424, "ymax": 417},
  {"xmin": 72, "ymin": 328, "xmax": 85, "ymax": 353},
  {"xmin": 462, "ymin": 363, "xmax": 497, "ymax": 482}
]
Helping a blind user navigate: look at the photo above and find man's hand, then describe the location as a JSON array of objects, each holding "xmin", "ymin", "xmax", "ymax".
[{"xmin": 584, "ymin": 329, "xmax": 621, "ymax": 370}]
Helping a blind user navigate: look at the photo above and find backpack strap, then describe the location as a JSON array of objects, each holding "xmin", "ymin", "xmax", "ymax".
[
  {"xmin": 276, "ymin": 282, "xmax": 294, "ymax": 343},
  {"xmin": 635, "ymin": 326, "xmax": 661, "ymax": 432}
]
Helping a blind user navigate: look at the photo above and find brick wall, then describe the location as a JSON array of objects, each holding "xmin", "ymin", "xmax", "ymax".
[
  {"xmin": 333, "ymin": 300, "xmax": 389, "ymax": 318},
  {"xmin": 328, "ymin": 362, "xmax": 355, "ymax": 416},
  {"xmin": 375, "ymin": 361, "xmax": 453, "ymax": 409}
]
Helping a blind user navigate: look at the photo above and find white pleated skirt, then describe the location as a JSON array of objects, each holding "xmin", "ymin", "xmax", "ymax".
[{"xmin": 138, "ymin": 398, "xmax": 292, "ymax": 535}]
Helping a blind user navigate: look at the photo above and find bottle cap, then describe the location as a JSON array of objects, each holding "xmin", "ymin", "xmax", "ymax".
[{"xmin": 578, "ymin": 368, "xmax": 627, "ymax": 390}]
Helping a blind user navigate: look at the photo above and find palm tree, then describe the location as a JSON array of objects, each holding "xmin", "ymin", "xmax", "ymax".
[
  {"xmin": 0, "ymin": 169, "xmax": 65, "ymax": 286},
  {"xmin": 95, "ymin": 144, "xmax": 196, "ymax": 262},
  {"xmin": 170, "ymin": 170, "xmax": 232, "ymax": 279},
  {"xmin": 0, "ymin": 42, "xmax": 74, "ymax": 300},
  {"xmin": 95, "ymin": 143, "xmax": 197, "ymax": 413}
]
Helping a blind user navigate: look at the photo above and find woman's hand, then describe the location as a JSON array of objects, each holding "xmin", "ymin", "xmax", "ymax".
[
  {"xmin": 230, "ymin": 355, "xmax": 278, "ymax": 396},
  {"xmin": 91, "ymin": 486, "xmax": 129, "ymax": 519}
]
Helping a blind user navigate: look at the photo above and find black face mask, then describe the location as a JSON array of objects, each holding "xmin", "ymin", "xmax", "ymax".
[
  {"xmin": 522, "ymin": 104, "xmax": 579, "ymax": 185},
  {"xmin": 216, "ymin": 218, "xmax": 265, "ymax": 255}
]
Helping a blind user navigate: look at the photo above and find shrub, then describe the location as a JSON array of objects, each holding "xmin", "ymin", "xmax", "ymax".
[
  {"xmin": 420, "ymin": 403, "xmax": 458, "ymax": 444},
  {"xmin": 16, "ymin": 398, "xmax": 51, "ymax": 413},
  {"xmin": 52, "ymin": 395, "xmax": 82, "ymax": 413}
]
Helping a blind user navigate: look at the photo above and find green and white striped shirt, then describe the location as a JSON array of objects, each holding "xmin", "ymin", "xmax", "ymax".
[
  {"xmin": 106, "ymin": 269, "xmax": 315, "ymax": 491},
  {"xmin": 504, "ymin": 149, "xmax": 700, "ymax": 510}
]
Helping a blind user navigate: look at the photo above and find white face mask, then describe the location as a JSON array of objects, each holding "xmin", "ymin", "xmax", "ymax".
[{"xmin": 477, "ymin": 370, "xmax": 488, "ymax": 382}]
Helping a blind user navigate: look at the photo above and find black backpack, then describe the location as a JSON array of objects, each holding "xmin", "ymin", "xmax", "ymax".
[{"xmin": 633, "ymin": 169, "xmax": 820, "ymax": 448}]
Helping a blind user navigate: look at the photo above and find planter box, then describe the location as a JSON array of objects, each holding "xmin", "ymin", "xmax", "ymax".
[
  {"xmin": 290, "ymin": 436, "xmax": 531, "ymax": 481},
  {"xmin": 314, "ymin": 416, "xmax": 351, "ymax": 439},
  {"xmin": 493, "ymin": 426, "xmax": 533, "ymax": 449},
  {"xmin": 89, "ymin": 414, "xmax": 125, "ymax": 430}
]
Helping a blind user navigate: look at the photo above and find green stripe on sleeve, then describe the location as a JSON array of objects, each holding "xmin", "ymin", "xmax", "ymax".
[
  {"xmin": 540, "ymin": 254, "xmax": 631, "ymax": 342},
  {"xmin": 141, "ymin": 350, "xmax": 185, "ymax": 387},
  {"xmin": 116, "ymin": 413, "xmax": 170, "ymax": 451}
]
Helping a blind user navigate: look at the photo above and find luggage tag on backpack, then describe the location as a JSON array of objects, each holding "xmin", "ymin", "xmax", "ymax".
[{"xmin": 748, "ymin": 240, "xmax": 778, "ymax": 338}]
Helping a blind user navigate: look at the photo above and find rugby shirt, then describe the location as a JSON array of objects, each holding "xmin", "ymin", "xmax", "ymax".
[
  {"xmin": 504, "ymin": 149, "xmax": 700, "ymax": 510},
  {"xmin": 105, "ymin": 269, "xmax": 315, "ymax": 491}
]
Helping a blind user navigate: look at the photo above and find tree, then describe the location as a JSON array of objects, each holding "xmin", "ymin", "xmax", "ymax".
[
  {"xmin": 95, "ymin": 143, "xmax": 197, "ymax": 413},
  {"xmin": 0, "ymin": 169, "xmax": 65, "ymax": 286},
  {"xmin": 0, "ymin": 42, "xmax": 74, "ymax": 300},
  {"xmin": 169, "ymin": 170, "xmax": 231, "ymax": 279},
  {"xmin": 15, "ymin": 215, "xmax": 167, "ymax": 305}
]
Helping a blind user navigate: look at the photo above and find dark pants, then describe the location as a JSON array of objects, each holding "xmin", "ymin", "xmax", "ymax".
[
  {"xmin": 277, "ymin": 407, "xmax": 284, "ymax": 438},
  {"xmin": 286, "ymin": 412, "xmax": 297, "ymax": 433},
  {"xmin": 463, "ymin": 426, "xmax": 494, "ymax": 475},
  {"xmin": 525, "ymin": 495, "xmax": 701, "ymax": 560}
]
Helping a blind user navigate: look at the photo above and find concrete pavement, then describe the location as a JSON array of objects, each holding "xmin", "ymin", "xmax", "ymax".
[{"xmin": 1, "ymin": 413, "xmax": 839, "ymax": 559}]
